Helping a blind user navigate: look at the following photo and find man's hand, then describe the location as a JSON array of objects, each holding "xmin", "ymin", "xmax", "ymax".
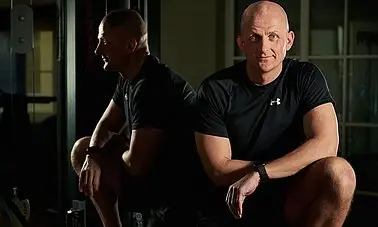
[
  {"xmin": 226, "ymin": 171, "xmax": 260, "ymax": 219},
  {"xmin": 79, "ymin": 154, "xmax": 102, "ymax": 197}
]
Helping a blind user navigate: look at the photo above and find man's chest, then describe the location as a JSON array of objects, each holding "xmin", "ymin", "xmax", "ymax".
[{"xmin": 225, "ymin": 85, "xmax": 302, "ymax": 155}]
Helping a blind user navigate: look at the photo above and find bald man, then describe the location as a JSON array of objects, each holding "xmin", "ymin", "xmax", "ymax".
[
  {"xmin": 194, "ymin": 1, "xmax": 356, "ymax": 226},
  {"xmin": 70, "ymin": 9, "xmax": 200, "ymax": 227}
]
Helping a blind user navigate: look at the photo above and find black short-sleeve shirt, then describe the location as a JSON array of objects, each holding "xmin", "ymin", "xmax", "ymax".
[
  {"xmin": 112, "ymin": 55, "xmax": 201, "ymax": 205},
  {"xmin": 195, "ymin": 58, "xmax": 335, "ymax": 161},
  {"xmin": 112, "ymin": 55, "xmax": 196, "ymax": 136}
]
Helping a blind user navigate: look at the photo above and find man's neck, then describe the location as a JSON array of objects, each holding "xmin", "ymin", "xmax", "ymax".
[
  {"xmin": 246, "ymin": 62, "xmax": 283, "ymax": 86},
  {"xmin": 119, "ymin": 48, "xmax": 149, "ymax": 81}
]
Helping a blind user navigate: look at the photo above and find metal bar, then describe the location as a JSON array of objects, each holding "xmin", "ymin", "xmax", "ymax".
[
  {"xmin": 356, "ymin": 190, "xmax": 378, "ymax": 197},
  {"xmin": 56, "ymin": 0, "xmax": 64, "ymax": 212},
  {"xmin": 308, "ymin": 55, "xmax": 378, "ymax": 59},
  {"xmin": 224, "ymin": 0, "xmax": 234, "ymax": 67},
  {"xmin": 233, "ymin": 55, "xmax": 378, "ymax": 60},
  {"xmin": 233, "ymin": 56, "xmax": 245, "ymax": 61},
  {"xmin": 344, "ymin": 122, "xmax": 378, "ymax": 127},
  {"xmin": 341, "ymin": 0, "xmax": 348, "ymax": 157},
  {"xmin": 124, "ymin": 0, "xmax": 130, "ymax": 8},
  {"xmin": 146, "ymin": 0, "xmax": 160, "ymax": 58},
  {"xmin": 233, "ymin": 55, "xmax": 300, "ymax": 60},
  {"xmin": 143, "ymin": 0, "xmax": 147, "ymax": 23},
  {"xmin": 65, "ymin": 0, "xmax": 77, "ymax": 208},
  {"xmin": 300, "ymin": 0, "xmax": 309, "ymax": 61}
]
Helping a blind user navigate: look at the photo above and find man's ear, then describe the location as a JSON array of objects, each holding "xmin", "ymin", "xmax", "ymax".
[
  {"xmin": 286, "ymin": 31, "xmax": 295, "ymax": 51},
  {"xmin": 236, "ymin": 35, "xmax": 244, "ymax": 50},
  {"xmin": 236, "ymin": 35, "xmax": 247, "ymax": 56},
  {"xmin": 127, "ymin": 39, "xmax": 137, "ymax": 52}
]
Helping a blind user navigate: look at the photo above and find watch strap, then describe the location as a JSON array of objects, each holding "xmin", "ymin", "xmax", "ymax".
[
  {"xmin": 253, "ymin": 162, "xmax": 269, "ymax": 182},
  {"xmin": 85, "ymin": 146, "xmax": 102, "ymax": 155}
]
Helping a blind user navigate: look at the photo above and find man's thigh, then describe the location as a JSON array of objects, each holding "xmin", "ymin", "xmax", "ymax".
[
  {"xmin": 98, "ymin": 135, "xmax": 129, "ymax": 189},
  {"xmin": 242, "ymin": 178, "xmax": 290, "ymax": 225}
]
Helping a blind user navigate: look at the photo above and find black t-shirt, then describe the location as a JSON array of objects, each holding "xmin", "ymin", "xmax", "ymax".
[
  {"xmin": 113, "ymin": 55, "xmax": 195, "ymax": 136},
  {"xmin": 112, "ymin": 55, "xmax": 201, "ymax": 205},
  {"xmin": 195, "ymin": 58, "xmax": 335, "ymax": 162}
]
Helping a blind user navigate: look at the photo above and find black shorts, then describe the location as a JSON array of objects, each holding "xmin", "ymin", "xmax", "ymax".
[
  {"xmin": 196, "ymin": 177, "xmax": 293, "ymax": 227},
  {"xmin": 103, "ymin": 135, "xmax": 198, "ymax": 226},
  {"xmin": 118, "ymin": 173, "xmax": 199, "ymax": 227}
]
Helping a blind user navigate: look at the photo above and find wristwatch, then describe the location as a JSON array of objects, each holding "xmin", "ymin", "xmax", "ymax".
[
  {"xmin": 252, "ymin": 162, "xmax": 269, "ymax": 182},
  {"xmin": 85, "ymin": 146, "xmax": 102, "ymax": 155}
]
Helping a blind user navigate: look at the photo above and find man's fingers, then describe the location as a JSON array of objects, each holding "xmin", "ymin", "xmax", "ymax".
[
  {"xmin": 226, "ymin": 186, "xmax": 236, "ymax": 217},
  {"xmin": 93, "ymin": 170, "xmax": 101, "ymax": 193},
  {"xmin": 232, "ymin": 187, "xmax": 239, "ymax": 209},
  {"xmin": 229, "ymin": 187, "xmax": 239, "ymax": 219},
  {"xmin": 237, "ymin": 193, "xmax": 245, "ymax": 218},
  {"xmin": 232, "ymin": 187, "xmax": 242, "ymax": 219},
  {"xmin": 226, "ymin": 186, "xmax": 232, "ymax": 205},
  {"xmin": 79, "ymin": 169, "xmax": 86, "ymax": 193},
  {"xmin": 78, "ymin": 171, "xmax": 82, "ymax": 192},
  {"xmin": 87, "ymin": 170, "xmax": 95, "ymax": 197}
]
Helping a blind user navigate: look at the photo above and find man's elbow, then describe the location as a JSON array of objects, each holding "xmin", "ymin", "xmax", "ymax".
[
  {"xmin": 127, "ymin": 166, "xmax": 148, "ymax": 178},
  {"xmin": 322, "ymin": 136, "xmax": 339, "ymax": 157},
  {"xmin": 207, "ymin": 170, "xmax": 230, "ymax": 187},
  {"xmin": 122, "ymin": 152, "xmax": 149, "ymax": 178}
]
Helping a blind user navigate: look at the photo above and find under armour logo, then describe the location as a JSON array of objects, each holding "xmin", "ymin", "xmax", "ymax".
[{"xmin": 270, "ymin": 98, "xmax": 281, "ymax": 106}]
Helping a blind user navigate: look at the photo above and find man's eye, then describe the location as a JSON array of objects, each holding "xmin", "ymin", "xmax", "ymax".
[
  {"xmin": 100, "ymin": 39, "xmax": 107, "ymax": 45},
  {"xmin": 268, "ymin": 34, "xmax": 278, "ymax": 40},
  {"xmin": 248, "ymin": 35, "xmax": 258, "ymax": 42}
]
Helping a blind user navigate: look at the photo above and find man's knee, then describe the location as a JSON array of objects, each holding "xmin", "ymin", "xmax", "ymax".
[
  {"xmin": 70, "ymin": 136, "xmax": 91, "ymax": 174},
  {"xmin": 315, "ymin": 157, "xmax": 356, "ymax": 200}
]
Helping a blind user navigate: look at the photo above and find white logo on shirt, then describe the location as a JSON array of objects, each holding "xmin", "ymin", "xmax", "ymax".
[
  {"xmin": 124, "ymin": 93, "xmax": 128, "ymax": 101},
  {"xmin": 270, "ymin": 98, "xmax": 281, "ymax": 106}
]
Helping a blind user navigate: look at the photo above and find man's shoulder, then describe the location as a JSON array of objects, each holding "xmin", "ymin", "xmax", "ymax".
[
  {"xmin": 144, "ymin": 56, "xmax": 189, "ymax": 85},
  {"xmin": 199, "ymin": 61, "xmax": 244, "ymax": 92},
  {"xmin": 284, "ymin": 58, "xmax": 321, "ymax": 79},
  {"xmin": 145, "ymin": 55, "xmax": 172, "ymax": 78},
  {"xmin": 116, "ymin": 74, "xmax": 127, "ymax": 88},
  {"xmin": 134, "ymin": 57, "xmax": 195, "ymax": 100}
]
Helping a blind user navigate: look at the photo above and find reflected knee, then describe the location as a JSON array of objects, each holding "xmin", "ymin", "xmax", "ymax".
[
  {"xmin": 71, "ymin": 136, "xmax": 91, "ymax": 174},
  {"xmin": 319, "ymin": 157, "xmax": 356, "ymax": 200}
]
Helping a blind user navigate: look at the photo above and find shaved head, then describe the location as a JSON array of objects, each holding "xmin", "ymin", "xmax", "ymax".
[
  {"xmin": 241, "ymin": 1, "xmax": 289, "ymax": 34},
  {"xmin": 95, "ymin": 9, "xmax": 149, "ymax": 73},
  {"xmin": 102, "ymin": 9, "xmax": 147, "ymax": 41},
  {"xmin": 236, "ymin": 0, "xmax": 295, "ymax": 79}
]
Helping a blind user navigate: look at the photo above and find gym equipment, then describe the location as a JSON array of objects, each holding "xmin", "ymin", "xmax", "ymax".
[{"xmin": 0, "ymin": 187, "xmax": 30, "ymax": 227}]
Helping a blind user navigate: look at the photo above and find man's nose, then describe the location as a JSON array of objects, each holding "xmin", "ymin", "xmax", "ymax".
[
  {"xmin": 94, "ymin": 43, "xmax": 101, "ymax": 55},
  {"xmin": 259, "ymin": 36, "xmax": 271, "ymax": 53}
]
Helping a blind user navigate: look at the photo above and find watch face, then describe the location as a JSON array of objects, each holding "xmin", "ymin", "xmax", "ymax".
[
  {"xmin": 253, "ymin": 162, "xmax": 266, "ymax": 166},
  {"xmin": 256, "ymin": 165, "xmax": 269, "ymax": 181},
  {"xmin": 87, "ymin": 146, "xmax": 101, "ymax": 154}
]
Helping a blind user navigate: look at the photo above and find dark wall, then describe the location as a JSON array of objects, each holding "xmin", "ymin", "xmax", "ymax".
[{"xmin": 75, "ymin": 0, "xmax": 117, "ymax": 139}]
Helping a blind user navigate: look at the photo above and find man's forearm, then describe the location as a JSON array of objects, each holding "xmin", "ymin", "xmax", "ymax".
[
  {"xmin": 212, "ymin": 138, "xmax": 336, "ymax": 186},
  {"xmin": 265, "ymin": 138, "xmax": 337, "ymax": 179},
  {"xmin": 89, "ymin": 121, "xmax": 113, "ymax": 148},
  {"xmin": 211, "ymin": 159, "xmax": 253, "ymax": 186}
]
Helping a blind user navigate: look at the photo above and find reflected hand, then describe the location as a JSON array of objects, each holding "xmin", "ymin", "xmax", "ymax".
[
  {"xmin": 225, "ymin": 171, "xmax": 260, "ymax": 219},
  {"xmin": 79, "ymin": 154, "xmax": 102, "ymax": 197}
]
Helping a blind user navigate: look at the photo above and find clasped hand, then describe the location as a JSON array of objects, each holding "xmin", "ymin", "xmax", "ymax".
[
  {"xmin": 79, "ymin": 154, "xmax": 102, "ymax": 197},
  {"xmin": 225, "ymin": 171, "xmax": 260, "ymax": 219}
]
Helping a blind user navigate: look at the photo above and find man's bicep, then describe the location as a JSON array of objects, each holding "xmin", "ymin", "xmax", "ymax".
[
  {"xmin": 123, "ymin": 128, "xmax": 165, "ymax": 177},
  {"xmin": 99, "ymin": 100, "xmax": 125, "ymax": 133},
  {"xmin": 194, "ymin": 132, "xmax": 232, "ymax": 177},
  {"xmin": 300, "ymin": 64, "xmax": 335, "ymax": 115},
  {"xmin": 195, "ymin": 82, "xmax": 228, "ymax": 137},
  {"xmin": 303, "ymin": 102, "xmax": 339, "ymax": 155},
  {"xmin": 131, "ymin": 81, "xmax": 171, "ymax": 130}
]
